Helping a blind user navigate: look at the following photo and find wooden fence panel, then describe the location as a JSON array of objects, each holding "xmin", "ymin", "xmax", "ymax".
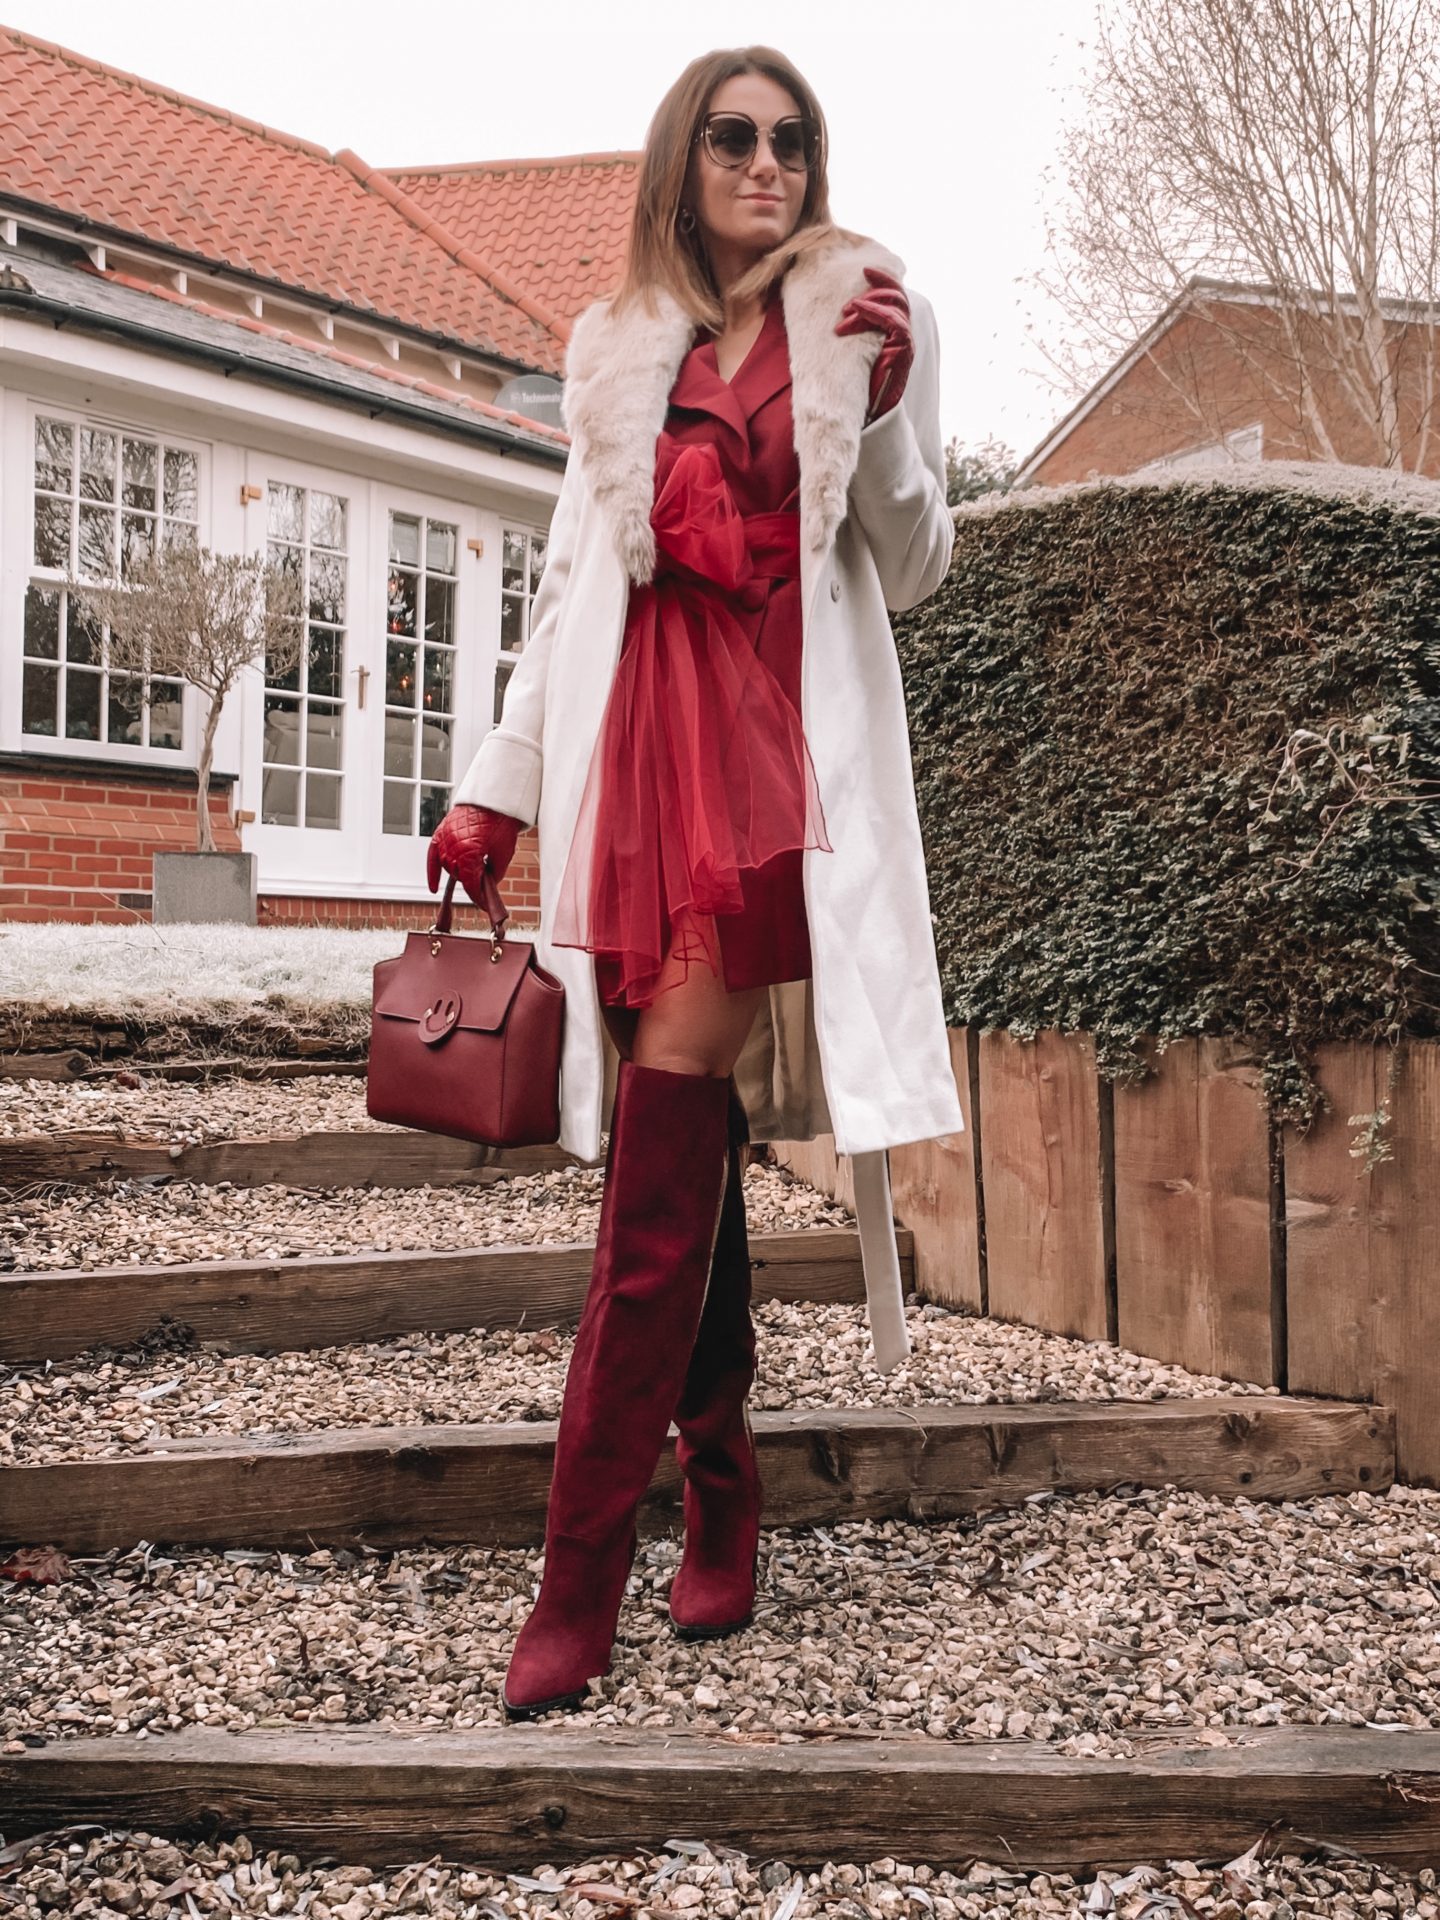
[
  {"xmin": 1113, "ymin": 1038, "xmax": 1276, "ymax": 1386},
  {"xmin": 886, "ymin": 1027, "xmax": 981, "ymax": 1311},
  {"xmin": 1286, "ymin": 1040, "xmax": 1440, "ymax": 1483},
  {"xmin": 977, "ymin": 1030, "xmax": 1108, "ymax": 1340}
]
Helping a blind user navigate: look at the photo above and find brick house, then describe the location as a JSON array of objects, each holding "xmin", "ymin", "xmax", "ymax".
[
  {"xmin": 0, "ymin": 25, "xmax": 640, "ymax": 926},
  {"xmin": 1018, "ymin": 277, "xmax": 1440, "ymax": 488}
]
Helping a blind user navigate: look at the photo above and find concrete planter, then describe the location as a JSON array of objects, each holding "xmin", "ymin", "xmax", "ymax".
[{"xmin": 151, "ymin": 851, "xmax": 258, "ymax": 926}]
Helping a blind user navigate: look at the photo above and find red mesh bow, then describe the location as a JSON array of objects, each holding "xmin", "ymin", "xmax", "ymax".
[
  {"xmin": 835, "ymin": 266, "xmax": 913, "ymax": 422},
  {"xmin": 427, "ymin": 803, "xmax": 522, "ymax": 903}
]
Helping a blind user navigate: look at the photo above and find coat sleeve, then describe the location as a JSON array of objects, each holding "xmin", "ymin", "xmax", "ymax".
[
  {"xmin": 449, "ymin": 450, "xmax": 585, "ymax": 827},
  {"xmin": 844, "ymin": 285, "xmax": 954, "ymax": 614}
]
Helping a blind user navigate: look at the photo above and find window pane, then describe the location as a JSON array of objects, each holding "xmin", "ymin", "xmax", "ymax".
[
  {"xmin": 21, "ymin": 663, "xmax": 59, "ymax": 736},
  {"xmin": 530, "ymin": 530, "xmax": 547, "ymax": 588},
  {"xmin": 310, "ymin": 552, "xmax": 345, "ymax": 626},
  {"xmin": 262, "ymin": 767, "xmax": 300, "ymax": 827},
  {"xmin": 149, "ymin": 682, "xmax": 184, "ymax": 750},
  {"xmin": 383, "ymin": 780, "xmax": 414, "ymax": 835},
  {"xmin": 389, "ymin": 513, "xmax": 420, "ymax": 567},
  {"xmin": 34, "ymin": 418, "xmax": 74, "ymax": 494},
  {"xmin": 493, "ymin": 658, "xmax": 514, "ymax": 725},
  {"xmin": 305, "ymin": 773, "xmax": 342, "ymax": 830},
  {"xmin": 263, "ymin": 694, "xmax": 301, "ymax": 766},
  {"xmin": 500, "ymin": 593, "xmax": 523, "ymax": 653},
  {"xmin": 419, "ymin": 786, "xmax": 449, "ymax": 836},
  {"xmin": 420, "ymin": 715, "xmax": 451, "ymax": 783},
  {"xmin": 311, "ymin": 492, "xmax": 346, "ymax": 552},
  {"xmin": 67, "ymin": 605, "xmax": 102, "ymax": 665},
  {"xmin": 386, "ymin": 568, "xmax": 417, "ymax": 638},
  {"xmin": 307, "ymin": 704, "xmax": 342, "ymax": 770},
  {"xmin": 122, "ymin": 438, "xmax": 157, "ymax": 512},
  {"xmin": 24, "ymin": 586, "xmax": 60, "ymax": 660},
  {"xmin": 384, "ymin": 713, "xmax": 416, "ymax": 778},
  {"xmin": 65, "ymin": 669, "xmax": 102, "ymax": 740},
  {"xmin": 164, "ymin": 447, "xmax": 198, "ymax": 521},
  {"xmin": 79, "ymin": 428, "xmax": 116, "ymax": 503},
  {"xmin": 386, "ymin": 641, "xmax": 417, "ymax": 707},
  {"xmin": 267, "ymin": 625, "xmax": 303, "ymax": 694},
  {"xmin": 77, "ymin": 502, "xmax": 115, "ymax": 579},
  {"xmin": 424, "ymin": 576, "xmax": 455, "ymax": 647},
  {"xmin": 267, "ymin": 482, "xmax": 303, "ymax": 542},
  {"xmin": 121, "ymin": 512, "xmax": 155, "ymax": 580},
  {"xmin": 426, "ymin": 521, "xmax": 457, "ymax": 574},
  {"xmin": 308, "ymin": 627, "xmax": 341, "ymax": 700},
  {"xmin": 164, "ymin": 518, "xmax": 200, "ymax": 554},
  {"xmin": 33, "ymin": 496, "xmax": 71, "ymax": 570},
  {"xmin": 422, "ymin": 648, "xmax": 452, "ymax": 715},
  {"xmin": 502, "ymin": 529, "xmax": 526, "ymax": 592},
  {"xmin": 107, "ymin": 672, "xmax": 144, "ymax": 747}
]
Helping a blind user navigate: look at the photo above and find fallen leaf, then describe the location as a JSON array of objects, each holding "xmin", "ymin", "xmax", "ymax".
[
  {"xmin": 569, "ymin": 1885, "xmax": 641, "ymax": 1909},
  {"xmin": 0, "ymin": 1546, "xmax": 72, "ymax": 1585}
]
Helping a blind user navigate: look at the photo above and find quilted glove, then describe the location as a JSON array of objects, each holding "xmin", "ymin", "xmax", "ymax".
[
  {"xmin": 835, "ymin": 265, "xmax": 914, "ymax": 424},
  {"xmin": 426, "ymin": 803, "xmax": 522, "ymax": 903}
]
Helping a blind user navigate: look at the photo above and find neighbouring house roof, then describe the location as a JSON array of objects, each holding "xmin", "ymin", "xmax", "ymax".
[
  {"xmin": 383, "ymin": 152, "xmax": 641, "ymax": 320},
  {"xmin": 1017, "ymin": 274, "xmax": 1440, "ymax": 485},
  {"xmin": 0, "ymin": 23, "xmax": 570, "ymax": 372},
  {"xmin": 0, "ymin": 245, "xmax": 570, "ymax": 465}
]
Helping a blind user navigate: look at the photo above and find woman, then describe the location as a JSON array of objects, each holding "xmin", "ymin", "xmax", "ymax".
[{"xmin": 428, "ymin": 46, "xmax": 964, "ymax": 1718}]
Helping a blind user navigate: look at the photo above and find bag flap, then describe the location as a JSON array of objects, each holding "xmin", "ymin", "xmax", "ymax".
[{"xmin": 372, "ymin": 931, "xmax": 534, "ymax": 1035}]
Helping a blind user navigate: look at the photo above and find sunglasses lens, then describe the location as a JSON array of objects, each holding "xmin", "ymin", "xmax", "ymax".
[
  {"xmin": 707, "ymin": 116, "xmax": 757, "ymax": 165},
  {"xmin": 774, "ymin": 119, "xmax": 816, "ymax": 170}
]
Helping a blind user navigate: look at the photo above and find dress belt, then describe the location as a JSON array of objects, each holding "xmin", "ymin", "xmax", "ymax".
[{"xmin": 650, "ymin": 442, "xmax": 799, "ymax": 611}]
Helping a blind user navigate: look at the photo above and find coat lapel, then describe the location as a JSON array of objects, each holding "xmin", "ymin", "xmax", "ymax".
[{"xmin": 560, "ymin": 232, "xmax": 907, "ymax": 585}]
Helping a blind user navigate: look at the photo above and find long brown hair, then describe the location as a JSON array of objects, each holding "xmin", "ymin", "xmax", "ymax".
[{"xmin": 612, "ymin": 46, "xmax": 866, "ymax": 330}]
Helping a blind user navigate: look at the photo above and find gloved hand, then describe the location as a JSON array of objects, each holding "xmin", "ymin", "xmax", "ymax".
[
  {"xmin": 835, "ymin": 265, "xmax": 913, "ymax": 424},
  {"xmin": 426, "ymin": 804, "xmax": 522, "ymax": 904}
]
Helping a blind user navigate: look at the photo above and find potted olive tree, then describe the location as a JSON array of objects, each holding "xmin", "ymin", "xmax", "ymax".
[{"xmin": 71, "ymin": 544, "xmax": 302, "ymax": 924}]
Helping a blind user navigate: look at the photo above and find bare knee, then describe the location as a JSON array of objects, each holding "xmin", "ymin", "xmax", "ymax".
[{"xmin": 634, "ymin": 1042, "xmax": 731, "ymax": 1078}]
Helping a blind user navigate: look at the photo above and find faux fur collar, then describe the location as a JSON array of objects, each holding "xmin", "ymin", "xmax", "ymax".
[{"xmin": 561, "ymin": 232, "xmax": 906, "ymax": 583}]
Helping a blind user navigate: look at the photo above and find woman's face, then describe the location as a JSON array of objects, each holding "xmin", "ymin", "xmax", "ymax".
[{"xmin": 685, "ymin": 72, "xmax": 810, "ymax": 269}]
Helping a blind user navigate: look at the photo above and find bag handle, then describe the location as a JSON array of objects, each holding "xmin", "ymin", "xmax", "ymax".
[{"xmin": 430, "ymin": 865, "xmax": 511, "ymax": 961}]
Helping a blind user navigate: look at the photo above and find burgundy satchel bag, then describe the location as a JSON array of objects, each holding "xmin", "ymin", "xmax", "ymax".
[{"xmin": 367, "ymin": 869, "xmax": 565, "ymax": 1148}]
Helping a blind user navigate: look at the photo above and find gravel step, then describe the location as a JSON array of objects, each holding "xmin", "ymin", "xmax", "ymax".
[
  {"xmin": 5, "ymin": 1489, "xmax": 1437, "ymax": 1751},
  {"xmin": 0, "ymin": 1399, "xmax": 1393, "ymax": 1553},
  {"xmin": 1, "ymin": 1299, "xmax": 1277, "ymax": 1466},
  {"xmin": 2, "ymin": 1820, "xmax": 1437, "ymax": 1920}
]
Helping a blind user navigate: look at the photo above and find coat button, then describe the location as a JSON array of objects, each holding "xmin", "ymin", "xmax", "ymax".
[{"xmin": 829, "ymin": 578, "xmax": 841, "ymax": 601}]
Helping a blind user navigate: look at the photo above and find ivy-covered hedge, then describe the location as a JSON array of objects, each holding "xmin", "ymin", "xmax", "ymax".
[{"xmin": 898, "ymin": 469, "xmax": 1440, "ymax": 1120}]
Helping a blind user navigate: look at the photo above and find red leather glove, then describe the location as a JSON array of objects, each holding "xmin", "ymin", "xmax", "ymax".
[
  {"xmin": 426, "ymin": 803, "xmax": 522, "ymax": 904},
  {"xmin": 835, "ymin": 265, "xmax": 913, "ymax": 423}
]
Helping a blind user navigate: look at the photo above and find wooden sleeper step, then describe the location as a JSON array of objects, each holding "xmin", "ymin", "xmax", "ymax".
[
  {"xmin": 0, "ymin": 1398, "xmax": 1393, "ymax": 1552},
  {"xmin": 4, "ymin": 1724, "xmax": 1440, "ymax": 1872}
]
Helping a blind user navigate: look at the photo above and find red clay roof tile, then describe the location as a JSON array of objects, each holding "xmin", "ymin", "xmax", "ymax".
[
  {"xmin": 0, "ymin": 24, "xmax": 569, "ymax": 371},
  {"xmin": 383, "ymin": 151, "xmax": 641, "ymax": 320}
]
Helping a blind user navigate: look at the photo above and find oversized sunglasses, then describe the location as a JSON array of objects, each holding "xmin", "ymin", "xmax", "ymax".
[{"xmin": 693, "ymin": 111, "xmax": 821, "ymax": 173}]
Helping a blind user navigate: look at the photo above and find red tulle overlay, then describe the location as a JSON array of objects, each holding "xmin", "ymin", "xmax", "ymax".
[{"xmin": 551, "ymin": 439, "xmax": 832, "ymax": 1007}]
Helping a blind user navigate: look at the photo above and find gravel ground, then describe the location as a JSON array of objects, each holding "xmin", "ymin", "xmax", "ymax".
[
  {"xmin": 2, "ymin": 1827, "xmax": 1436, "ymax": 1920},
  {"xmin": 0, "ymin": 1297, "xmax": 1273, "ymax": 1465},
  {"xmin": 0, "ymin": 1074, "xmax": 387, "ymax": 1144},
  {"xmin": 4, "ymin": 1487, "xmax": 1436, "ymax": 1751},
  {"xmin": 0, "ymin": 1160, "xmax": 855, "ymax": 1272}
]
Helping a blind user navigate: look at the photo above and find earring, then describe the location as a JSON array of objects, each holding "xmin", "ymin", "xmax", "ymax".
[{"xmin": 677, "ymin": 205, "xmax": 697, "ymax": 234}]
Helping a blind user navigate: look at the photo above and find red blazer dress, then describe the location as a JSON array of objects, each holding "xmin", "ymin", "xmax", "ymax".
[{"xmin": 552, "ymin": 280, "xmax": 833, "ymax": 1009}]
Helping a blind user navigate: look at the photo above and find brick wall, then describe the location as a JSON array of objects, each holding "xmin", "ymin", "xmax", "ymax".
[
  {"xmin": 0, "ymin": 767, "xmax": 241, "ymax": 924},
  {"xmin": 0, "ymin": 762, "xmax": 541, "ymax": 928}
]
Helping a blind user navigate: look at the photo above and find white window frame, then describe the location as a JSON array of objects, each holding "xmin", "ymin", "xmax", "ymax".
[{"xmin": 15, "ymin": 399, "xmax": 206, "ymax": 768}]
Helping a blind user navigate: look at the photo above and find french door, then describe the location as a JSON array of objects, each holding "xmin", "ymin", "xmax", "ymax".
[{"xmin": 242, "ymin": 458, "xmax": 484, "ymax": 895}]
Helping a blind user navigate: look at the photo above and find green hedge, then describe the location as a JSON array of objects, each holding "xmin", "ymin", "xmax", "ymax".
[{"xmin": 898, "ymin": 473, "xmax": 1440, "ymax": 1121}]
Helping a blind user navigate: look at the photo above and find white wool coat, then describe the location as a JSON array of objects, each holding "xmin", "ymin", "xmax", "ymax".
[{"xmin": 452, "ymin": 230, "xmax": 965, "ymax": 1369}]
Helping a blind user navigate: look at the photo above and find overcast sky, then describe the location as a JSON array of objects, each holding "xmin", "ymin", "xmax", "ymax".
[{"xmin": 11, "ymin": 0, "xmax": 1096, "ymax": 466}]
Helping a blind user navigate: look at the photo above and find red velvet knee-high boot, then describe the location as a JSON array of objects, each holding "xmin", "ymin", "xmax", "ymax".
[
  {"xmin": 502, "ymin": 1058, "xmax": 731, "ymax": 1718},
  {"xmin": 667, "ymin": 1076, "xmax": 763, "ymax": 1639}
]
